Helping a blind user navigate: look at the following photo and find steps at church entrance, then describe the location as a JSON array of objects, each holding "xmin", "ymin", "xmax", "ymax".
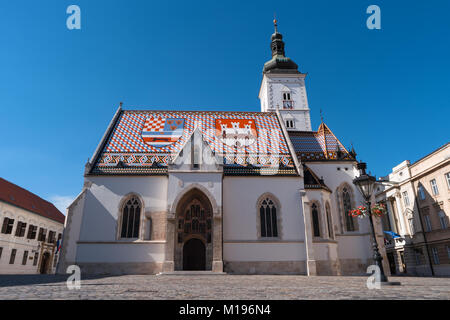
[{"xmin": 156, "ymin": 271, "xmax": 227, "ymax": 276}]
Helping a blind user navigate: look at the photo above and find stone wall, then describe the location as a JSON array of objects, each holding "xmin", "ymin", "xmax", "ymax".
[
  {"xmin": 77, "ymin": 262, "xmax": 163, "ymax": 275},
  {"xmin": 224, "ymin": 261, "xmax": 307, "ymax": 275},
  {"xmin": 338, "ymin": 258, "xmax": 371, "ymax": 275}
]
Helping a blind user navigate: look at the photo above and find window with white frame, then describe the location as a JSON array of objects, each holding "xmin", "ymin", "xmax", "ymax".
[
  {"xmin": 27, "ymin": 225, "xmax": 37, "ymax": 239},
  {"xmin": 431, "ymin": 247, "xmax": 440, "ymax": 265},
  {"xmin": 15, "ymin": 221, "xmax": 27, "ymax": 237},
  {"xmin": 9, "ymin": 249, "xmax": 16, "ymax": 264},
  {"xmin": 438, "ymin": 211, "xmax": 447, "ymax": 229},
  {"xmin": 22, "ymin": 251, "xmax": 28, "ymax": 265},
  {"xmin": 33, "ymin": 252, "xmax": 38, "ymax": 266},
  {"xmin": 283, "ymin": 92, "xmax": 291, "ymax": 101},
  {"xmin": 282, "ymin": 92, "xmax": 293, "ymax": 109},
  {"xmin": 1, "ymin": 218, "xmax": 15, "ymax": 234},
  {"xmin": 430, "ymin": 179, "xmax": 439, "ymax": 195},
  {"xmin": 424, "ymin": 215, "xmax": 432, "ymax": 232},
  {"xmin": 285, "ymin": 120, "xmax": 295, "ymax": 129},
  {"xmin": 418, "ymin": 184, "xmax": 426, "ymax": 200},
  {"xmin": 445, "ymin": 172, "xmax": 450, "ymax": 189},
  {"xmin": 402, "ymin": 191, "xmax": 410, "ymax": 206}
]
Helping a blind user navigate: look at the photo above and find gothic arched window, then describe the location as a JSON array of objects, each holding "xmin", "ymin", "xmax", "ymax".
[
  {"xmin": 178, "ymin": 198, "xmax": 211, "ymax": 243},
  {"xmin": 120, "ymin": 196, "xmax": 141, "ymax": 238},
  {"xmin": 260, "ymin": 197, "xmax": 278, "ymax": 237},
  {"xmin": 326, "ymin": 202, "xmax": 334, "ymax": 239},
  {"xmin": 311, "ymin": 203, "xmax": 321, "ymax": 237},
  {"xmin": 343, "ymin": 188, "xmax": 355, "ymax": 232}
]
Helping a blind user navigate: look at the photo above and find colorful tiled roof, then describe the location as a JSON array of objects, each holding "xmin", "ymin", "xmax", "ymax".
[
  {"xmin": 90, "ymin": 109, "xmax": 297, "ymax": 175},
  {"xmin": 0, "ymin": 178, "xmax": 66, "ymax": 224},
  {"xmin": 289, "ymin": 123, "xmax": 355, "ymax": 162}
]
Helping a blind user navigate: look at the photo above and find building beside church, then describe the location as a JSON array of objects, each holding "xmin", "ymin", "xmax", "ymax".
[
  {"xmin": 0, "ymin": 178, "xmax": 65, "ymax": 274},
  {"xmin": 375, "ymin": 143, "xmax": 450, "ymax": 276},
  {"xmin": 58, "ymin": 21, "xmax": 388, "ymax": 275}
]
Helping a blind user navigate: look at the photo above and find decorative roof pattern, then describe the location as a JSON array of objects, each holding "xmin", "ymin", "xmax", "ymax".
[
  {"xmin": 0, "ymin": 178, "xmax": 66, "ymax": 224},
  {"xmin": 289, "ymin": 123, "xmax": 355, "ymax": 162},
  {"xmin": 91, "ymin": 110, "xmax": 296, "ymax": 175}
]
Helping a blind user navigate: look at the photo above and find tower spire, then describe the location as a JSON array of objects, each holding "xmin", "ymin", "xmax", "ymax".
[
  {"xmin": 259, "ymin": 17, "xmax": 311, "ymax": 131},
  {"xmin": 262, "ymin": 18, "xmax": 299, "ymax": 74}
]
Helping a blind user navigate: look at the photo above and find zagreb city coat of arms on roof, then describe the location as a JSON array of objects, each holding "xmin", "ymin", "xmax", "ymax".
[
  {"xmin": 141, "ymin": 117, "xmax": 184, "ymax": 147},
  {"xmin": 215, "ymin": 119, "xmax": 257, "ymax": 148}
]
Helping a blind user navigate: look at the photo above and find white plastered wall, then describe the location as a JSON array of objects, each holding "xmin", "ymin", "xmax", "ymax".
[
  {"xmin": 65, "ymin": 176, "xmax": 168, "ymax": 265},
  {"xmin": 222, "ymin": 176, "xmax": 305, "ymax": 261},
  {"xmin": 0, "ymin": 201, "xmax": 64, "ymax": 274}
]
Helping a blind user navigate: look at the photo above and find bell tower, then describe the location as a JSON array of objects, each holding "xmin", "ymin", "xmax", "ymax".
[{"xmin": 259, "ymin": 19, "xmax": 312, "ymax": 131}]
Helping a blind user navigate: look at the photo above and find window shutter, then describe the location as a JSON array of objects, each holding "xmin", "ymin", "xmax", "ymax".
[
  {"xmin": 2, "ymin": 218, "xmax": 8, "ymax": 234},
  {"xmin": 15, "ymin": 222, "xmax": 21, "ymax": 236}
]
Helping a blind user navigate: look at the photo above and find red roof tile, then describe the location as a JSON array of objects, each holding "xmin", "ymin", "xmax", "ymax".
[
  {"xmin": 90, "ymin": 109, "xmax": 297, "ymax": 175},
  {"xmin": 0, "ymin": 178, "xmax": 65, "ymax": 224}
]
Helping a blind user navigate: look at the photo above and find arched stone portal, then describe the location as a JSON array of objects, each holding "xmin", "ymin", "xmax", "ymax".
[
  {"xmin": 163, "ymin": 185, "xmax": 223, "ymax": 273},
  {"xmin": 175, "ymin": 188, "xmax": 213, "ymax": 270}
]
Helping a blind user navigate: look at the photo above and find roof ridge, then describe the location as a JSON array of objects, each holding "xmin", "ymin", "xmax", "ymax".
[
  {"xmin": 317, "ymin": 122, "xmax": 351, "ymax": 155},
  {"xmin": 317, "ymin": 122, "xmax": 329, "ymax": 159},
  {"xmin": 410, "ymin": 142, "xmax": 450, "ymax": 167},
  {"xmin": 0, "ymin": 177, "xmax": 54, "ymax": 206},
  {"xmin": 123, "ymin": 109, "xmax": 275, "ymax": 114},
  {"xmin": 0, "ymin": 177, "xmax": 65, "ymax": 223}
]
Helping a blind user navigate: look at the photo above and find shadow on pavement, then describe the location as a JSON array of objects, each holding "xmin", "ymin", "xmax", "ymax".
[{"xmin": 0, "ymin": 274, "xmax": 118, "ymax": 288}]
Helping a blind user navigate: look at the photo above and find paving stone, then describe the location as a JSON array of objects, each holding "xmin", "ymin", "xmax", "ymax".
[{"xmin": 0, "ymin": 275, "xmax": 449, "ymax": 300}]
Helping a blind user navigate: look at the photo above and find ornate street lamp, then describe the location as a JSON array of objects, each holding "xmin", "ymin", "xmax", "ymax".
[{"xmin": 353, "ymin": 162, "xmax": 400, "ymax": 285}]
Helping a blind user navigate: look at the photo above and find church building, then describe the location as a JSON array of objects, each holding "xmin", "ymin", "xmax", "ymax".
[{"xmin": 58, "ymin": 21, "xmax": 384, "ymax": 275}]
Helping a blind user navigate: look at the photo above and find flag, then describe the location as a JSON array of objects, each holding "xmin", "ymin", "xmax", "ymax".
[
  {"xmin": 55, "ymin": 239, "xmax": 61, "ymax": 254},
  {"xmin": 383, "ymin": 231, "xmax": 401, "ymax": 238}
]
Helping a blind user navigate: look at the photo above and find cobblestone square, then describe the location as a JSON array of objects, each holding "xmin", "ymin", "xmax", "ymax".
[{"xmin": 0, "ymin": 275, "xmax": 449, "ymax": 300}]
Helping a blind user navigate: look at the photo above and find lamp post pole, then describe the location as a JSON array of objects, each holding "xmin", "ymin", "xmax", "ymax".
[
  {"xmin": 365, "ymin": 198, "xmax": 388, "ymax": 282},
  {"xmin": 353, "ymin": 161, "xmax": 400, "ymax": 285}
]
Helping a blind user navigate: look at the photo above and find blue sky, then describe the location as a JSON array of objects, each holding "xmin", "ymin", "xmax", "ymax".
[{"xmin": 1, "ymin": 1, "xmax": 449, "ymax": 212}]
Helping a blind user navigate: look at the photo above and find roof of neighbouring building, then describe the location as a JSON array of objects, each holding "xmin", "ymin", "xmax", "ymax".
[
  {"xmin": 0, "ymin": 178, "xmax": 66, "ymax": 224},
  {"xmin": 88, "ymin": 108, "xmax": 298, "ymax": 176},
  {"xmin": 289, "ymin": 122, "xmax": 356, "ymax": 162}
]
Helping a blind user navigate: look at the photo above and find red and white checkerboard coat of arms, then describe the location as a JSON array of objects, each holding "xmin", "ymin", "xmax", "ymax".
[
  {"xmin": 215, "ymin": 119, "xmax": 257, "ymax": 148},
  {"xmin": 141, "ymin": 117, "xmax": 184, "ymax": 147}
]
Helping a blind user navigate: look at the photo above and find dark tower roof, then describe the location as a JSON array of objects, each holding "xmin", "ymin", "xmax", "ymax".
[{"xmin": 263, "ymin": 19, "xmax": 299, "ymax": 74}]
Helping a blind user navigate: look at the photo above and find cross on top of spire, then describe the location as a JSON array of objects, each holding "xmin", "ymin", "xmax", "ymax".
[{"xmin": 273, "ymin": 13, "xmax": 278, "ymax": 33}]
